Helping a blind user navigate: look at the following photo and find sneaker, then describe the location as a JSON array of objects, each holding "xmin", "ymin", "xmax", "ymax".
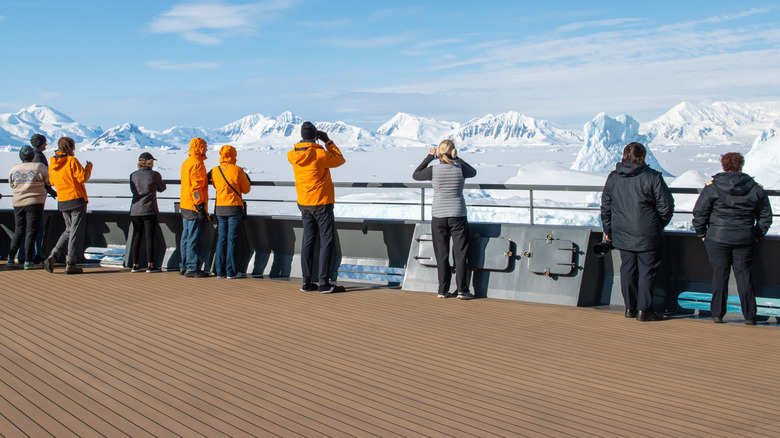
[
  {"xmin": 147, "ymin": 267, "xmax": 161, "ymax": 273},
  {"xmin": 179, "ymin": 269, "xmax": 186, "ymax": 276},
  {"xmin": 301, "ymin": 282, "xmax": 318, "ymax": 292},
  {"xmin": 65, "ymin": 264, "xmax": 83, "ymax": 275},
  {"xmin": 228, "ymin": 273, "xmax": 245, "ymax": 279},
  {"xmin": 438, "ymin": 292, "xmax": 457, "ymax": 299},
  {"xmin": 43, "ymin": 256, "xmax": 55, "ymax": 273},
  {"xmin": 24, "ymin": 261, "xmax": 39, "ymax": 270},
  {"xmin": 7, "ymin": 260, "xmax": 18, "ymax": 269},
  {"xmin": 216, "ymin": 275, "xmax": 227, "ymax": 279},
  {"xmin": 184, "ymin": 269, "xmax": 210, "ymax": 278},
  {"xmin": 457, "ymin": 292, "xmax": 474, "ymax": 300},
  {"xmin": 130, "ymin": 266, "xmax": 144, "ymax": 273},
  {"xmin": 319, "ymin": 283, "xmax": 346, "ymax": 294}
]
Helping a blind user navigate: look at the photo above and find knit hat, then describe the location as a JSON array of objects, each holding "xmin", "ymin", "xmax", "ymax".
[
  {"xmin": 30, "ymin": 134, "xmax": 47, "ymax": 149},
  {"xmin": 19, "ymin": 145, "xmax": 35, "ymax": 162},
  {"xmin": 301, "ymin": 121, "xmax": 317, "ymax": 140}
]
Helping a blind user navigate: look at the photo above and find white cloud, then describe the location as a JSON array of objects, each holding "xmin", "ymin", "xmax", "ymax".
[
  {"xmin": 660, "ymin": 6, "xmax": 777, "ymax": 31},
  {"xmin": 322, "ymin": 34, "xmax": 413, "ymax": 49},
  {"xmin": 556, "ymin": 18, "xmax": 646, "ymax": 33},
  {"xmin": 149, "ymin": 60, "xmax": 220, "ymax": 70},
  {"xmin": 148, "ymin": 0, "xmax": 296, "ymax": 45}
]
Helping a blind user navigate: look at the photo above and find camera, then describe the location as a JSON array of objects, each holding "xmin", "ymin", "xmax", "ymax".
[{"xmin": 592, "ymin": 241, "xmax": 613, "ymax": 257}]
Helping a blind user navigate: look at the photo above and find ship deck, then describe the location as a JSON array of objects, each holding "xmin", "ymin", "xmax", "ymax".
[{"xmin": 1, "ymin": 266, "xmax": 779, "ymax": 437}]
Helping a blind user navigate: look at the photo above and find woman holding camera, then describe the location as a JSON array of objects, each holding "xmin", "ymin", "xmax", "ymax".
[
  {"xmin": 413, "ymin": 139, "xmax": 477, "ymax": 300},
  {"xmin": 601, "ymin": 142, "xmax": 674, "ymax": 321}
]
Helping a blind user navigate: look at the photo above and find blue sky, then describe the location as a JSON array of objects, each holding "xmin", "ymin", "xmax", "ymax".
[{"xmin": 1, "ymin": 1, "xmax": 779, "ymax": 131}]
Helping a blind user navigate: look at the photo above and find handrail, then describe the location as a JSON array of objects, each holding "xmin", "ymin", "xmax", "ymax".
[{"xmin": 2, "ymin": 179, "xmax": 779, "ymax": 226}]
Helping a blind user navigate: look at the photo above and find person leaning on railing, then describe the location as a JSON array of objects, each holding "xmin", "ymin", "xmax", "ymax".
[
  {"xmin": 129, "ymin": 152, "xmax": 167, "ymax": 273},
  {"xmin": 692, "ymin": 152, "xmax": 773, "ymax": 325},
  {"xmin": 210, "ymin": 145, "xmax": 251, "ymax": 280},
  {"xmin": 43, "ymin": 137, "xmax": 93, "ymax": 274},
  {"xmin": 7, "ymin": 146, "xmax": 51, "ymax": 270},
  {"xmin": 179, "ymin": 137, "xmax": 211, "ymax": 278},
  {"xmin": 412, "ymin": 139, "xmax": 477, "ymax": 300}
]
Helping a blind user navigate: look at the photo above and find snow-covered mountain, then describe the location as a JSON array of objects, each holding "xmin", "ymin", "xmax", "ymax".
[
  {"xmin": 377, "ymin": 112, "xmax": 460, "ymax": 145},
  {"xmin": 455, "ymin": 111, "xmax": 582, "ymax": 146},
  {"xmin": 0, "ymin": 104, "xmax": 103, "ymax": 146},
  {"xmin": 641, "ymin": 101, "xmax": 780, "ymax": 145},
  {"xmin": 571, "ymin": 113, "xmax": 667, "ymax": 175},
  {"xmin": 744, "ymin": 124, "xmax": 780, "ymax": 188},
  {"xmin": 3, "ymin": 101, "xmax": 779, "ymax": 160}
]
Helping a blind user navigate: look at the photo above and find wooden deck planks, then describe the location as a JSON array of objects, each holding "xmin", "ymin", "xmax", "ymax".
[{"xmin": 1, "ymin": 266, "xmax": 780, "ymax": 437}]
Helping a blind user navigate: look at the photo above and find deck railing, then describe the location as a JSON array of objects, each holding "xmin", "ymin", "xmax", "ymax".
[{"xmin": 2, "ymin": 178, "xmax": 779, "ymax": 227}]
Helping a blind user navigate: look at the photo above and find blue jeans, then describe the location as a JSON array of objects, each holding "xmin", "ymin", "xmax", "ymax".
[
  {"xmin": 179, "ymin": 218, "xmax": 204, "ymax": 272},
  {"xmin": 215, "ymin": 214, "xmax": 243, "ymax": 277}
]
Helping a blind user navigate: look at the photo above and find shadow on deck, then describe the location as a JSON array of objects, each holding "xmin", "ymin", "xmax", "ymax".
[{"xmin": 1, "ymin": 266, "xmax": 779, "ymax": 437}]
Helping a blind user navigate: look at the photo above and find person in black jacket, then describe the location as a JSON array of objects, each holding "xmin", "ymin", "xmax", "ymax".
[
  {"xmin": 601, "ymin": 142, "xmax": 674, "ymax": 321},
  {"xmin": 692, "ymin": 152, "xmax": 772, "ymax": 325},
  {"xmin": 129, "ymin": 152, "xmax": 167, "ymax": 272}
]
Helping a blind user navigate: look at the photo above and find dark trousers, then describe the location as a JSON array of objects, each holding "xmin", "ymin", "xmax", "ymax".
[
  {"xmin": 705, "ymin": 239, "xmax": 756, "ymax": 321},
  {"xmin": 300, "ymin": 205, "xmax": 335, "ymax": 284},
  {"xmin": 431, "ymin": 216, "xmax": 470, "ymax": 294},
  {"xmin": 131, "ymin": 215, "xmax": 158, "ymax": 266},
  {"xmin": 619, "ymin": 249, "xmax": 662, "ymax": 312},
  {"xmin": 9, "ymin": 205, "xmax": 44, "ymax": 263}
]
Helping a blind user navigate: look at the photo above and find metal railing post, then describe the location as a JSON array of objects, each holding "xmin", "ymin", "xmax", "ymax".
[
  {"xmin": 529, "ymin": 189, "xmax": 534, "ymax": 226},
  {"xmin": 420, "ymin": 188, "xmax": 425, "ymax": 221}
]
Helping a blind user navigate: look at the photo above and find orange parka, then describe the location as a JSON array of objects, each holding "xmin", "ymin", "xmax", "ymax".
[
  {"xmin": 49, "ymin": 151, "xmax": 92, "ymax": 206},
  {"xmin": 211, "ymin": 145, "xmax": 250, "ymax": 207},
  {"xmin": 180, "ymin": 138, "xmax": 209, "ymax": 213},
  {"xmin": 287, "ymin": 140, "xmax": 345, "ymax": 206}
]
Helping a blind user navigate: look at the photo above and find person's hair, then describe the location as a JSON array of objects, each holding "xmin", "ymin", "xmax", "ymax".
[
  {"xmin": 721, "ymin": 152, "xmax": 744, "ymax": 172},
  {"xmin": 58, "ymin": 137, "xmax": 76, "ymax": 156},
  {"xmin": 437, "ymin": 139, "xmax": 457, "ymax": 164},
  {"xmin": 621, "ymin": 142, "xmax": 646, "ymax": 165},
  {"xmin": 138, "ymin": 158, "xmax": 155, "ymax": 169}
]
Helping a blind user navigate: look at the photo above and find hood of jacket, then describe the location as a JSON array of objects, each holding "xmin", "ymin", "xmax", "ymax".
[
  {"xmin": 219, "ymin": 145, "xmax": 237, "ymax": 165},
  {"xmin": 189, "ymin": 137, "xmax": 207, "ymax": 158},
  {"xmin": 50, "ymin": 151, "xmax": 71, "ymax": 172},
  {"xmin": 614, "ymin": 163, "xmax": 649, "ymax": 178},
  {"xmin": 290, "ymin": 141, "xmax": 322, "ymax": 166},
  {"xmin": 711, "ymin": 171, "xmax": 756, "ymax": 196}
]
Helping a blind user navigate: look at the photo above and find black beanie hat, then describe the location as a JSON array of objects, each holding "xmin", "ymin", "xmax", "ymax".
[
  {"xmin": 19, "ymin": 145, "xmax": 35, "ymax": 162},
  {"xmin": 31, "ymin": 133, "xmax": 46, "ymax": 149},
  {"xmin": 301, "ymin": 121, "xmax": 317, "ymax": 140}
]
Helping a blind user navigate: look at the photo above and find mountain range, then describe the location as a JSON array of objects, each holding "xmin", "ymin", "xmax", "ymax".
[{"xmin": 1, "ymin": 101, "xmax": 778, "ymax": 151}]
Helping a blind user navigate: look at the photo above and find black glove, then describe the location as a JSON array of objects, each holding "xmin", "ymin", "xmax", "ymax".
[
  {"xmin": 46, "ymin": 184, "xmax": 57, "ymax": 199},
  {"xmin": 195, "ymin": 203, "xmax": 208, "ymax": 222},
  {"xmin": 317, "ymin": 130, "xmax": 330, "ymax": 143}
]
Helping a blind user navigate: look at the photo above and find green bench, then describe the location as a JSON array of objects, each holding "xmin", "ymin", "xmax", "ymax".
[{"xmin": 677, "ymin": 292, "xmax": 780, "ymax": 317}]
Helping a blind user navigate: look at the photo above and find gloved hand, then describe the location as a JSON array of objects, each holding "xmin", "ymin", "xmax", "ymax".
[
  {"xmin": 46, "ymin": 185, "xmax": 57, "ymax": 199},
  {"xmin": 195, "ymin": 203, "xmax": 209, "ymax": 222},
  {"xmin": 317, "ymin": 130, "xmax": 330, "ymax": 143}
]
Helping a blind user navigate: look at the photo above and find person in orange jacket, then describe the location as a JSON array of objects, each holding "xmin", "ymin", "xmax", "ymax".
[
  {"xmin": 287, "ymin": 121, "xmax": 346, "ymax": 293},
  {"xmin": 179, "ymin": 137, "xmax": 210, "ymax": 277},
  {"xmin": 43, "ymin": 137, "xmax": 92, "ymax": 274},
  {"xmin": 210, "ymin": 145, "xmax": 251, "ymax": 279}
]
